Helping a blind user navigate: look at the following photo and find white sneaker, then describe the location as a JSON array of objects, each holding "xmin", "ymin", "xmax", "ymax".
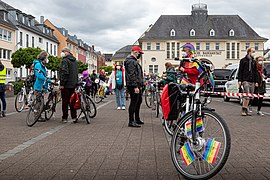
[
  {"xmin": 122, "ymin": 106, "xmax": 126, "ymax": 110},
  {"xmin": 257, "ymin": 111, "xmax": 264, "ymax": 116},
  {"xmin": 117, "ymin": 107, "xmax": 121, "ymax": 110}
]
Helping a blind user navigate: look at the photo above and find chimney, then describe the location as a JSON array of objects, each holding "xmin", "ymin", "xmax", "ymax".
[
  {"xmin": 92, "ymin": 45, "xmax": 95, "ymax": 51},
  {"xmin": 40, "ymin": 16, "xmax": 44, "ymax": 24}
]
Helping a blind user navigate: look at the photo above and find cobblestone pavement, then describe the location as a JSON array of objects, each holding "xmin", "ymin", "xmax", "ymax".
[{"xmin": 0, "ymin": 96, "xmax": 269, "ymax": 179}]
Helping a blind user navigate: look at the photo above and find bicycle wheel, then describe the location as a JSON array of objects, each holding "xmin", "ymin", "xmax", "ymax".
[
  {"xmin": 85, "ymin": 95, "xmax": 97, "ymax": 119},
  {"xmin": 15, "ymin": 91, "xmax": 25, "ymax": 112},
  {"xmin": 171, "ymin": 109, "xmax": 231, "ymax": 180},
  {"xmin": 145, "ymin": 90, "xmax": 152, "ymax": 108},
  {"xmin": 155, "ymin": 93, "xmax": 160, "ymax": 118},
  {"xmin": 26, "ymin": 94, "xmax": 44, "ymax": 127},
  {"xmin": 45, "ymin": 94, "xmax": 56, "ymax": 120},
  {"xmin": 94, "ymin": 89, "xmax": 103, "ymax": 104}
]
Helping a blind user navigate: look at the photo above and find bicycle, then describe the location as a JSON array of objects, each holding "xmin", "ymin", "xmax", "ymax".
[
  {"xmin": 144, "ymin": 78, "xmax": 156, "ymax": 108},
  {"xmin": 74, "ymin": 81, "xmax": 97, "ymax": 124},
  {"xmin": 170, "ymin": 60, "xmax": 231, "ymax": 179},
  {"xmin": 94, "ymin": 79, "xmax": 107, "ymax": 104},
  {"xmin": 15, "ymin": 82, "xmax": 34, "ymax": 112},
  {"xmin": 26, "ymin": 83, "xmax": 59, "ymax": 127}
]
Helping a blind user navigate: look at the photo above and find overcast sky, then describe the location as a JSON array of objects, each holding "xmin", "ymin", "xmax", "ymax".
[{"xmin": 5, "ymin": 0, "xmax": 270, "ymax": 53}]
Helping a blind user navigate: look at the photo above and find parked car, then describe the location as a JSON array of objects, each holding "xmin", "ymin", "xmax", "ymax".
[
  {"xmin": 212, "ymin": 69, "xmax": 233, "ymax": 92},
  {"xmin": 224, "ymin": 62, "xmax": 270, "ymax": 104}
]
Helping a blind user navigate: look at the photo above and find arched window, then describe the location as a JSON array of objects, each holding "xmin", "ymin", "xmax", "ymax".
[
  {"xmin": 229, "ymin": 29, "xmax": 235, "ymax": 37},
  {"xmin": 170, "ymin": 29, "xmax": 176, "ymax": 37},
  {"xmin": 210, "ymin": 29, "xmax": 215, "ymax": 37},
  {"xmin": 190, "ymin": 29, "xmax": 196, "ymax": 37}
]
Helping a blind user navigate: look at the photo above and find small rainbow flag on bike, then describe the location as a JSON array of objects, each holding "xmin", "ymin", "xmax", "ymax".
[
  {"xmin": 180, "ymin": 78, "xmax": 190, "ymax": 85},
  {"xmin": 209, "ymin": 73, "xmax": 215, "ymax": 88},
  {"xmin": 186, "ymin": 62, "xmax": 204, "ymax": 74},
  {"xmin": 180, "ymin": 142, "xmax": 195, "ymax": 166},
  {"xmin": 202, "ymin": 139, "xmax": 221, "ymax": 164},
  {"xmin": 185, "ymin": 117, "xmax": 205, "ymax": 137}
]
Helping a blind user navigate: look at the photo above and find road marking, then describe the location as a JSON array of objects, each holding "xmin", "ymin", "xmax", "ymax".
[{"xmin": 0, "ymin": 100, "xmax": 113, "ymax": 161}]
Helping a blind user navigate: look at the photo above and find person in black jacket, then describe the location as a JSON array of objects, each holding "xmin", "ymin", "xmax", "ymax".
[
  {"xmin": 90, "ymin": 70, "xmax": 98, "ymax": 97},
  {"xmin": 59, "ymin": 47, "xmax": 78, "ymax": 123},
  {"xmin": 124, "ymin": 46, "xmax": 144, "ymax": 127},
  {"xmin": 238, "ymin": 47, "xmax": 258, "ymax": 116}
]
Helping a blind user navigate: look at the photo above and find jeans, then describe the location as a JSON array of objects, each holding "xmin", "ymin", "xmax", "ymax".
[
  {"xmin": 115, "ymin": 88, "xmax": 125, "ymax": 107},
  {"xmin": 61, "ymin": 88, "xmax": 77, "ymax": 120},
  {"xmin": 0, "ymin": 92, "xmax": 6, "ymax": 112},
  {"xmin": 127, "ymin": 86, "xmax": 142, "ymax": 123}
]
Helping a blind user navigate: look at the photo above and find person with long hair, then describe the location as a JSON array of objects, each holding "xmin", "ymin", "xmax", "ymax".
[{"xmin": 254, "ymin": 56, "xmax": 267, "ymax": 115}]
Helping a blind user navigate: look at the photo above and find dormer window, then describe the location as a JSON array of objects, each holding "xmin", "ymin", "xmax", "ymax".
[
  {"xmin": 3, "ymin": 12, "xmax": 7, "ymax": 21},
  {"xmin": 22, "ymin": 17, "xmax": 25, "ymax": 24},
  {"xmin": 170, "ymin": 29, "xmax": 175, "ymax": 37},
  {"xmin": 210, "ymin": 29, "xmax": 215, "ymax": 37},
  {"xmin": 190, "ymin": 29, "xmax": 196, "ymax": 37},
  {"xmin": 229, "ymin": 29, "xmax": 235, "ymax": 37}
]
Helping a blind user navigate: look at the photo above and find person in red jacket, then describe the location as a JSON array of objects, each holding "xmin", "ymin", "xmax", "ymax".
[{"xmin": 178, "ymin": 43, "xmax": 200, "ymax": 84}]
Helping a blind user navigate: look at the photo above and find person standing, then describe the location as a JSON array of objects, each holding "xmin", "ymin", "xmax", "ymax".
[
  {"xmin": 238, "ymin": 47, "xmax": 258, "ymax": 116},
  {"xmin": 90, "ymin": 70, "xmax": 98, "ymax": 97},
  {"xmin": 254, "ymin": 56, "xmax": 267, "ymax": 116},
  {"xmin": 0, "ymin": 61, "xmax": 7, "ymax": 117},
  {"xmin": 82, "ymin": 71, "xmax": 91, "ymax": 96},
  {"xmin": 59, "ymin": 47, "xmax": 78, "ymax": 123},
  {"xmin": 124, "ymin": 46, "xmax": 144, "ymax": 127},
  {"xmin": 109, "ymin": 65, "xmax": 126, "ymax": 110},
  {"xmin": 160, "ymin": 62, "xmax": 177, "ymax": 85}
]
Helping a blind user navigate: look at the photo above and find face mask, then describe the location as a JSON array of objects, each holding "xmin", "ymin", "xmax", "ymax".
[
  {"xmin": 251, "ymin": 52, "xmax": 256, "ymax": 58},
  {"xmin": 137, "ymin": 53, "xmax": 141, "ymax": 59},
  {"xmin": 116, "ymin": 66, "xmax": 121, "ymax": 70},
  {"xmin": 258, "ymin": 61, "xmax": 263, "ymax": 65},
  {"xmin": 46, "ymin": 59, "xmax": 49, "ymax": 64},
  {"xmin": 182, "ymin": 51, "xmax": 187, "ymax": 57},
  {"xmin": 60, "ymin": 52, "xmax": 66, "ymax": 58}
]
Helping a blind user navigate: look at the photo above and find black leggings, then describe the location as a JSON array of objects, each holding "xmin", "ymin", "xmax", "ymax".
[
  {"xmin": 127, "ymin": 87, "xmax": 142, "ymax": 123},
  {"xmin": 257, "ymin": 93, "xmax": 264, "ymax": 111}
]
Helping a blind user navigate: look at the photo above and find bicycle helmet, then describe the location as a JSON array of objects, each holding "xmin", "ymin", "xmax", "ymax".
[
  {"xmin": 82, "ymin": 70, "xmax": 89, "ymax": 77},
  {"xmin": 181, "ymin": 43, "xmax": 195, "ymax": 54}
]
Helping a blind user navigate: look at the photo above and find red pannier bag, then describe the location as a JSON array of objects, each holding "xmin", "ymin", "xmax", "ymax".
[
  {"xmin": 160, "ymin": 83, "xmax": 180, "ymax": 120},
  {"xmin": 70, "ymin": 92, "xmax": 81, "ymax": 110}
]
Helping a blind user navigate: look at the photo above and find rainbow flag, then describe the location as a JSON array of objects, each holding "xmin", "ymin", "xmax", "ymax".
[
  {"xmin": 180, "ymin": 78, "xmax": 190, "ymax": 85},
  {"xmin": 209, "ymin": 73, "xmax": 215, "ymax": 88},
  {"xmin": 185, "ymin": 62, "xmax": 204, "ymax": 74},
  {"xmin": 202, "ymin": 139, "xmax": 221, "ymax": 164},
  {"xmin": 180, "ymin": 142, "xmax": 195, "ymax": 166},
  {"xmin": 185, "ymin": 117, "xmax": 205, "ymax": 137}
]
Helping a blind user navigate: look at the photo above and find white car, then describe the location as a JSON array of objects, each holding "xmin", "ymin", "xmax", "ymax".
[{"xmin": 224, "ymin": 62, "xmax": 270, "ymax": 103}]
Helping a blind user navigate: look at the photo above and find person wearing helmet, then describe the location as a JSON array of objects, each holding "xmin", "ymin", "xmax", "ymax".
[
  {"xmin": 178, "ymin": 43, "xmax": 200, "ymax": 84},
  {"xmin": 82, "ymin": 71, "xmax": 91, "ymax": 96}
]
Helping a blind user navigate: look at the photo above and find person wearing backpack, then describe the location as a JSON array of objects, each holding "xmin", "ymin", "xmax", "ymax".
[
  {"xmin": 59, "ymin": 47, "xmax": 78, "ymax": 123},
  {"xmin": 90, "ymin": 70, "xmax": 98, "ymax": 97},
  {"xmin": 82, "ymin": 70, "xmax": 91, "ymax": 96},
  {"xmin": 109, "ymin": 65, "xmax": 126, "ymax": 110}
]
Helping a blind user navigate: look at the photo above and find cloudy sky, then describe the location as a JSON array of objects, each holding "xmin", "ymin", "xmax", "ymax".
[{"xmin": 5, "ymin": 0, "xmax": 270, "ymax": 53}]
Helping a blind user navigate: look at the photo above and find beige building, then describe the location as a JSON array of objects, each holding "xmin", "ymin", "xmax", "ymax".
[
  {"xmin": 139, "ymin": 4, "xmax": 268, "ymax": 75},
  {"xmin": 0, "ymin": 8, "xmax": 17, "ymax": 82}
]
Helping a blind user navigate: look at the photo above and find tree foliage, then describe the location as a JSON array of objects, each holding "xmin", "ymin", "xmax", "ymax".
[
  {"xmin": 78, "ymin": 61, "xmax": 88, "ymax": 73},
  {"xmin": 46, "ymin": 55, "xmax": 62, "ymax": 72},
  {"xmin": 100, "ymin": 66, "xmax": 114, "ymax": 75}
]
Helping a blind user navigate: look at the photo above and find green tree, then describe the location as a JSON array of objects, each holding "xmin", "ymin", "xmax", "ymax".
[
  {"xmin": 100, "ymin": 66, "xmax": 114, "ymax": 75},
  {"xmin": 46, "ymin": 55, "xmax": 62, "ymax": 72},
  {"xmin": 78, "ymin": 61, "xmax": 88, "ymax": 73}
]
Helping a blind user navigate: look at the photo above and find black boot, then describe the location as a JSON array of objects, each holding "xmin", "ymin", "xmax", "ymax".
[{"xmin": 2, "ymin": 111, "xmax": 6, "ymax": 117}]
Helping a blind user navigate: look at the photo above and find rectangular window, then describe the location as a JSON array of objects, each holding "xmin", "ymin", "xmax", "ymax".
[
  {"xmin": 172, "ymin": 42, "xmax": 175, "ymax": 58},
  {"xmin": 26, "ymin": 34, "xmax": 29, "ymax": 47},
  {"xmin": 50, "ymin": 44, "xmax": 52, "ymax": 54},
  {"xmin": 39, "ymin": 37, "xmax": 43, "ymax": 43},
  {"xmin": 20, "ymin": 32, "xmax": 23, "ymax": 46},
  {"xmin": 167, "ymin": 42, "xmax": 170, "ymax": 59},
  {"xmin": 46, "ymin": 42, "xmax": 48, "ymax": 52},
  {"xmin": 196, "ymin": 43, "xmax": 200, "ymax": 50},
  {"xmin": 3, "ymin": 29, "xmax": 7, "ymax": 40},
  {"xmin": 156, "ymin": 43, "xmax": 160, "ymax": 50},
  {"xmin": 7, "ymin": 50, "xmax": 11, "ymax": 60},
  {"xmin": 154, "ymin": 65, "xmax": 158, "ymax": 73},
  {"xmin": 0, "ymin": 28, "xmax": 2, "ymax": 39},
  {"xmin": 0, "ymin": 48, "xmax": 2, "ymax": 58},
  {"xmin": 177, "ymin": 42, "xmax": 180, "ymax": 58},
  {"xmin": 232, "ymin": 43, "xmax": 235, "ymax": 59},
  {"xmin": 3, "ymin": 49, "xmax": 6, "ymax": 59},
  {"xmin": 226, "ymin": 43, "xmax": 230, "ymax": 59},
  {"xmin": 206, "ymin": 43, "xmax": 210, "ymax": 50},
  {"xmin": 32, "ymin": 36, "xmax": 34, "ymax": 47},
  {"xmin": 237, "ymin": 43, "xmax": 240, "ymax": 59},
  {"xmin": 255, "ymin": 43, "xmax": 259, "ymax": 51},
  {"xmin": 149, "ymin": 65, "xmax": 153, "ymax": 73},
  {"xmin": 6, "ymin": 69, "xmax": 11, "ymax": 78},
  {"xmin": 7, "ymin": 31, "xmax": 11, "ymax": 41},
  {"xmin": 245, "ymin": 43, "xmax": 250, "ymax": 50},
  {"xmin": 147, "ymin": 43, "xmax": 151, "ymax": 50},
  {"xmin": 54, "ymin": 45, "xmax": 56, "ymax": 56},
  {"xmin": 215, "ymin": 43, "xmax": 220, "ymax": 50}
]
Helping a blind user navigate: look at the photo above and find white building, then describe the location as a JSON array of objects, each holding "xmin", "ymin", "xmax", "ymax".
[
  {"xmin": 138, "ymin": 3, "xmax": 268, "ymax": 75},
  {"xmin": 1, "ymin": 1, "xmax": 59, "ymax": 79}
]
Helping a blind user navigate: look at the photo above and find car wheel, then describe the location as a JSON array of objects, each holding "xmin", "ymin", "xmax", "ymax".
[{"xmin": 224, "ymin": 95, "xmax": 230, "ymax": 102}]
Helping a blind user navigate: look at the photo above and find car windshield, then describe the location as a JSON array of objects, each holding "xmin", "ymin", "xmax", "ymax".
[
  {"xmin": 264, "ymin": 62, "xmax": 270, "ymax": 78},
  {"xmin": 213, "ymin": 69, "xmax": 232, "ymax": 80}
]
